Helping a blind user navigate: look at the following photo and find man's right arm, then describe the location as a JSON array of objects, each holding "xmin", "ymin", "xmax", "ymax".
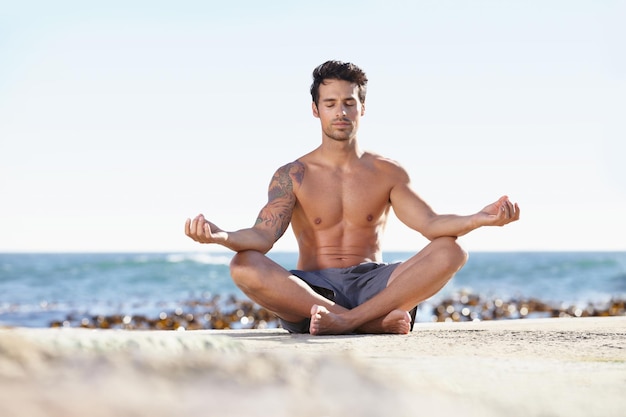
[{"xmin": 184, "ymin": 161, "xmax": 304, "ymax": 253}]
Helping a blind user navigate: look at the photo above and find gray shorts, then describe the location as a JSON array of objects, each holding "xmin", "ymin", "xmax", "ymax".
[{"xmin": 279, "ymin": 262, "xmax": 401, "ymax": 333}]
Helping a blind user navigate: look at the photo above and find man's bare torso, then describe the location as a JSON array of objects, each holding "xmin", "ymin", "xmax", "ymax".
[{"xmin": 289, "ymin": 150, "xmax": 403, "ymax": 271}]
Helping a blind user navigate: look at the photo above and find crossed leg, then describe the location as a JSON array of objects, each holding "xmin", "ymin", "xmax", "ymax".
[
  {"xmin": 229, "ymin": 249, "xmax": 342, "ymax": 323},
  {"xmin": 230, "ymin": 251, "xmax": 404, "ymax": 333},
  {"xmin": 310, "ymin": 237, "xmax": 468, "ymax": 334},
  {"xmin": 229, "ymin": 236, "xmax": 467, "ymax": 335}
]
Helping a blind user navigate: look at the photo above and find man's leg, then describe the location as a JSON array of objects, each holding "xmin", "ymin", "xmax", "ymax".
[
  {"xmin": 310, "ymin": 237, "xmax": 468, "ymax": 335},
  {"xmin": 229, "ymin": 250, "xmax": 347, "ymax": 325}
]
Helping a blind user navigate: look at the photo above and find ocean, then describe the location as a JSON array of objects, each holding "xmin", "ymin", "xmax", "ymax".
[{"xmin": 1, "ymin": 251, "xmax": 625, "ymax": 328}]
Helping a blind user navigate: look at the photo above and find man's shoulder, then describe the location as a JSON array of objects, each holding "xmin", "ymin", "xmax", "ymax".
[
  {"xmin": 275, "ymin": 160, "xmax": 306, "ymax": 179},
  {"xmin": 363, "ymin": 151, "xmax": 406, "ymax": 172}
]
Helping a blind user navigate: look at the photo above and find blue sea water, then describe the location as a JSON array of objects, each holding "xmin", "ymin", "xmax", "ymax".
[{"xmin": 1, "ymin": 251, "xmax": 625, "ymax": 327}]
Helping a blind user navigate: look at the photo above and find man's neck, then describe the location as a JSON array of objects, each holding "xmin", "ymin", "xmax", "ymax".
[{"xmin": 319, "ymin": 137, "xmax": 363, "ymax": 166}]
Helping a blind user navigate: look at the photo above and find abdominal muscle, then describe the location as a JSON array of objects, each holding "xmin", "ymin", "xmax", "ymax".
[{"xmin": 294, "ymin": 225, "xmax": 384, "ymax": 270}]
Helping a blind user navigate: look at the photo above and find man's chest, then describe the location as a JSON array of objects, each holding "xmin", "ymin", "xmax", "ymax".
[{"xmin": 295, "ymin": 172, "xmax": 391, "ymax": 226}]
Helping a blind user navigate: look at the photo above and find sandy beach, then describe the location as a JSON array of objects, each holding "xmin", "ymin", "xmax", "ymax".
[{"xmin": 1, "ymin": 317, "xmax": 624, "ymax": 417}]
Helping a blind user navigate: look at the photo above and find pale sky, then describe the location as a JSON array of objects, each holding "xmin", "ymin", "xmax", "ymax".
[{"xmin": 1, "ymin": 1, "xmax": 625, "ymax": 253}]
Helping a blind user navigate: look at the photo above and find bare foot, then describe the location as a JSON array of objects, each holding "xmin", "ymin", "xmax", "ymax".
[
  {"xmin": 378, "ymin": 310, "xmax": 412, "ymax": 334},
  {"xmin": 309, "ymin": 305, "xmax": 352, "ymax": 335},
  {"xmin": 309, "ymin": 305, "xmax": 412, "ymax": 335}
]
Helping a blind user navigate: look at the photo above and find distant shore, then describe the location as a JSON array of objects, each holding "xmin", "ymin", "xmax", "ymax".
[{"xmin": 1, "ymin": 317, "xmax": 624, "ymax": 417}]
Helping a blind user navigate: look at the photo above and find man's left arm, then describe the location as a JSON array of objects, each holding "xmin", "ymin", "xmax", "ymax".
[{"xmin": 390, "ymin": 181, "xmax": 520, "ymax": 241}]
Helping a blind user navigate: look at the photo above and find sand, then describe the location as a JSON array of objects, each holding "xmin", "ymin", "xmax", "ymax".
[{"xmin": 1, "ymin": 316, "xmax": 624, "ymax": 417}]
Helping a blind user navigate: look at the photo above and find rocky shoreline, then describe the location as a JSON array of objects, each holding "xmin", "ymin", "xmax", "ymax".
[{"xmin": 50, "ymin": 292, "xmax": 626, "ymax": 331}]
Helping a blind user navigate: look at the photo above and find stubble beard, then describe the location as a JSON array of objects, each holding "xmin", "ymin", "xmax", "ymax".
[{"xmin": 324, "ymin": 122, "xmax": 356, "ymax": 142}]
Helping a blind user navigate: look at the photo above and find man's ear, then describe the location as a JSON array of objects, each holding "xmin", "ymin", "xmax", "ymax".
[
  {"xmin": 312, "ymin": 102, "xmax": 320, "ymax": 118},
  {"xmin": 361, "ymin": 102, "xmax": 366, "ymax": 116}
]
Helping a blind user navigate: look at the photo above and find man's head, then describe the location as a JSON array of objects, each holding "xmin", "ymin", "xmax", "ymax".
[{"xmin": 310, "ymin": 60, "xmax": 368, "ymax": 107}]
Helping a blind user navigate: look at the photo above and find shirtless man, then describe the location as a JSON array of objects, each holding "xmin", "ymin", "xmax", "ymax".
[{"xmin": 185, "ymin": 60, "xmax": 520, "ymax": 335}]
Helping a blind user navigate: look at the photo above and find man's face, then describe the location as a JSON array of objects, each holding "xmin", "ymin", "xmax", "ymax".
[{"xmin": 312, "ymin": 79, "xmax": 365, "ymax": 142}]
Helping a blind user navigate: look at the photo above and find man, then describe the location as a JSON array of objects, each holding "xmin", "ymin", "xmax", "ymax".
[{"xmin": 185, "ymin": 60, "xmax": 520, "ymax": 335}]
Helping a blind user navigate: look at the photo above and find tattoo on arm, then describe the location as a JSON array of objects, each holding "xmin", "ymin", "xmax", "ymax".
[{"xmin": 256, "ymin": 161, "xmax": 304, "ymax": 240}]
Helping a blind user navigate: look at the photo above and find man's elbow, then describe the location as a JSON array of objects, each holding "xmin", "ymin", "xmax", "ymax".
[
  {"xmin": 257, "ymin": 241, "xmax": 274, "ymax": 255},
  {"xmin": 256, "ymin": 230, "xmax": 278, "ymax": 254}
]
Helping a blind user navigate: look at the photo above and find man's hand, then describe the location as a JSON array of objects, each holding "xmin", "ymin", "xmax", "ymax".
[
  {"xmin": 478, "ymin": 196, "xmax": 520, "ymax": 227},
  {"xmin": 184, "ymin": 214, "xmax": 227, "ymax": 244}
]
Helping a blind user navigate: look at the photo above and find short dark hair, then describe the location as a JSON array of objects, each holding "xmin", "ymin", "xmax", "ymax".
[{"xmin": 310, "ymin": 60, "xmax": 368, "ymax": 106}]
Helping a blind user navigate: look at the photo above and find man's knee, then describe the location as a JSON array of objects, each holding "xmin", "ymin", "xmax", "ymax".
[
  {"xmin": 229, "ymin": 250, "xmax": 265, "ymax": 291},
  {"xmin": 433, "ymin": 237, "xmax": 468, "ymax": 272}
]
